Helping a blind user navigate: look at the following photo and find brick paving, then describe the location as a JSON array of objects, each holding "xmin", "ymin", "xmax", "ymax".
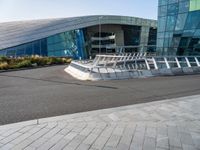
[{"xmin": 0, "ymin": 95, "xmax": 200, "ymax": 150}]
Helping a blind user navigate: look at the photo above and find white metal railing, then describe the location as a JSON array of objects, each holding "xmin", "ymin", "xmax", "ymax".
[
  {"xmin": 68, "ymin": 53, "xmax": 200, "ymax": 80},
  {"xmin": 89, "ymin": 54, "xmax": 200, "ymax": 71}
]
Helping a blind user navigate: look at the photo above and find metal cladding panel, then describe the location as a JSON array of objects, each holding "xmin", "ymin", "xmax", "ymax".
[{"xmin": 0, "ymin": 15, "xmax": 157, "ymax": 50}]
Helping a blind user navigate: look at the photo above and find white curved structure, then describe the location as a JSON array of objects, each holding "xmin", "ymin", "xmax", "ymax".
[{"xmin": 65, "ymin": 53, "xmax": 200, "ymax": 81}]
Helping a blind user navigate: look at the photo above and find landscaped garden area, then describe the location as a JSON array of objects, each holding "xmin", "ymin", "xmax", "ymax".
[{"xmin": 0, "ymin": 56, "xmax": 72, "ymax": 70}]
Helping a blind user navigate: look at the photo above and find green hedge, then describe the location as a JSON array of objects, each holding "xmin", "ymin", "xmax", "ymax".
[{"xmin": 0, "ymin": 56, "xmax": 72, "ymax": 70}]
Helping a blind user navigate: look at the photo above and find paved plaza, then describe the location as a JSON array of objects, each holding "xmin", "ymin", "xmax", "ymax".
[{"xmin": 0, "ymin": 95, "xmax": 199, "ymax": 150}]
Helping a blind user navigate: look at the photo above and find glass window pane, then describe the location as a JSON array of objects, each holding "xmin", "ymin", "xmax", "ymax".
[
  {"xmin": 179, "ymin": 1, "xmax": 189, "ymax": 13},
  {"xmin": 158, "ymin": 17, "xmax": 167, "ymax": 32},
  {"xmin": 166, "ymin": 15, "xmax": 177, "ymax": 31},
  {"xmin": 184, "ymin": 11, "xmax": 200, "ymax": 29},
  {"xmin": 167, "ymin": 3, "xmax": 178, "ymax": 15},
  {"xmin": 175, "ymin": 13, "xmax": 188, "ymax": 31},
  {"xmin": 158, "ymin": 5, "xmax": 167, "ymax": 17}
]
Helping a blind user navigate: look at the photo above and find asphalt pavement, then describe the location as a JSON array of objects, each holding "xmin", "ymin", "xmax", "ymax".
[{"xmin": 0, "ymin": 65, "xmax": 200, "ymax": 125}]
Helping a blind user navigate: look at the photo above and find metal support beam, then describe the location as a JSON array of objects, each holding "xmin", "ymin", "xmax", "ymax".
[
  {"xmin": 144, "ymin": 58, "xmax": 150, "ymax": 70},
  {"xmin": 175, "ymin": 57, "xmax": 181, "ymax": 68},
  {"xmin": 164, "ymin": 57, "xmax": 170, "ymax": 69},
  {"xmin": 185, "ymin": 57, "xmax": 191, "ymax": 67},
  {"xmin": 152, "ymin": 58, "xmax": 158, "ymax": 70},
  {"xmin": 195, "ymin": 57, "xmax": 200, "ymax": 67}
]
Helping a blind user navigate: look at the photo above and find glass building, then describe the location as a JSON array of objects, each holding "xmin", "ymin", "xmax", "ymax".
[
  {"xmin": 157, "ymin": 0, "xmax": 200, "ymax": 56},
  {"xmin": 0, "ymin": 16, "xmax": 157, "ymax": 59}
]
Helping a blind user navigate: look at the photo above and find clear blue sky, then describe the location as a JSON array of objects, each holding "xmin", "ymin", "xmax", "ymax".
[{"xmin": 0, "ymin": 0, "xmax": 158, "ymax": 23}]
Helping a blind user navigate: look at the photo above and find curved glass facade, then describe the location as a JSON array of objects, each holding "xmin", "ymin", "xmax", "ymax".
[
  {"xmin": 157, "ymin": 0, "xmax": 200, "ymax": 56},
  {"xmin": 0, "ymin": 16, "xmax": 157, "ymax": 59},
  {"xmin": 0, "ymin": 29, "xmax": 87, "ymax": 59}
]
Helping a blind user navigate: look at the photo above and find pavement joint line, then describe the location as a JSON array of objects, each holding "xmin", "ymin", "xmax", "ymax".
[{"xmin": 0, "ymin": 94, "xmax": 199, "ymax": 131}]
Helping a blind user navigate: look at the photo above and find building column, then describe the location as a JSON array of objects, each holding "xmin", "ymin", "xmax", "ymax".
[{"xmin": 139, "ymin": 26, "xmax": 150, "ymax": 53}]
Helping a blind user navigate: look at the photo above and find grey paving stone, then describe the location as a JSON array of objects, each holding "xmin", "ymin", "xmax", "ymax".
[
  {"xmin": 58, "ymin": 128, "xmax": 71, "ymax": 135},
  {"xmin": 156, "ymin": 147, "xmax": 168, "ymax": 150},
  {"xmin": 146, "ymin": 127, "xmax": 157, "ymax": 138},
  {"xmin": 179, "ymin": 132, "xmax": 194, "ymax": 145},
  {"xmin": 12, "ymin": 138, "xmax": 37, "ymax": 149},
  {"xmin": 42, "ymin": 127, "xmax": 61, "ymax": 139},
  {"xmin": 103, "ymin": 146, "xmax": 117, "ymax": 150},
  {"xmin": 0, "ymin": 132, "xmax": 22, "ymax": 144},
  {"xmin": 49, "ymin": 139, "xmax": 71, "ymax": 150},
  {"xmin": 24, "ymin": 146, "xmax": 37, "ymax": 150},
  {"xmin": 37, "ymin": 134, "xmax": 64, "ymax": 150},
  {"xmin": 45, "ymin": 122, "xmax": 58, "ymax": 129},
  {"xmin": 182, "ymin": 144, "xmax": 197, "ymax": 150},
  {"xmin": 83, "ymin": 133, "xmax": 99, "ymax": 145},
  {"xmin": 18, "ymin": 125, "xmax": 35, "ymax": 133},
  {"xmin": 28, "ymin": 127, "xmax": 49, "ymax": 142},
  {"xmin": 92, "ymin": 135, "xmax": 110, "ymax": 150},
  {"xmin": 130, "ymin": 130, "xmax": 145, "ymax": 150},
  {"xmin": 100, "ymin": 126, "xmax": 116, "ymax": 138},
  {"xmin": 105, "ymin": 134, "xmax": 121, "ymax": 148},
  {"xmin": 0, "ymin": 136, "xmax": 5, "ymax": 141},
  {"xmin": 112, "ymin": 126, "xmax": 125, "ymax": 136},
  {"xmin": 0, "ymin": 143, "xmax": 15, "ymax": 150},
  {"xmin": 156, "ymin": 136, "xmax": 169, "ymax": 149},
  {"xmin": 76, "ymin": 143, "xmax": 90, "ymax": 150},
  {"xmin": 28, "ymin": 137, "xmax": 48, "ymax": 149},
  {"xmin": 157, "ymin": 126, "xmax": 168, "ymax": 136},
  {"xmin": 1, "ymin": 127, "xmax": 22, "ymax": 137},
  {"xmin": 169, "ymin": 146, "xmax": 183, "ymax": 150},
  {"xmin": 80, "ymin": 127, "xmax": 94, "ymax": 136},
  {"xmin": 169, "ymin": 137, "xmax": 182, "ymax": 148},
  {"xmin": 116, "ymin": 125, "xmax": 135, "ymax": 150},
  {"xmin": 27, "ymin": 127, "xmax": 43, "ymax": 135},
  {"xmin": 63, "ymin": 135, "xmax": 86, "ymax": 150},
  {"xmin": 57, "ymin": 121, "xmax": 68, "ymax": 129},
  {"xmin": 64, "ymin": 131, "xmax": 78, "ymax": 140},
  {"xmin": 11, "ymin": 132, "xmax": 32, "ymax": 144},
  {"xmin": 143, "ymin": 136, "xmax": 156, "ymax": 150}
]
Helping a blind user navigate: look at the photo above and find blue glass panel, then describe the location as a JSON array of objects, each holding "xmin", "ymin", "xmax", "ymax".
[
  {"xmin": 175, "ymin": 13, "xmax": 188, "ymax": 31},
  {"xmin": 167, "ymin": 3, "xmax": 178, "ymax": 15},
  {"xmin": 183, "ymin": 30, "xmax": 195, "ymax": 37},
  {"xmin": 194, "ymin": 29, "xmax": 200, "ymax": 37},
  {"xmin": 159, "ymin": 0, "xmax": 168, "ymax": 6},
  {"xmin": 158, "ymin": 5, "xmax": 167, "ymax": 17},
  {"xmin": 179, "ymin": 1, "xmax": 189, "ymax": 13},
  {"xmin": 168, "ymin": 0, "xmax": 178, "ymax": 4},
  {"xmin": 184, "ymin": 11, "xmax": 200, "ymax": 29},
  {"xmin": 0, "ymin": 50, "xmax": 7, "ymax": 56},
  {"xmin": 166, "ymin": 15, "xmax": 177, "ymax": 31},
  {"xmin": 16, "ymin": 47, "xmax": 25, "ymax": 56},
  {"xmin": 158, "ymin": 17, "xmax": 167, "ymax": 32},
  {"xmin": 76, "ymin": 29, "xmax": 87, "ymax": 59},
  {"xmin": 41, "ymin": 39, "xmax": 47, "ymax": 56},
  {"xmin": 6, "ymin": 49, "xmax": 16, "ymax": 57},
  {"xmin": 33, "ymin": 41, "xmax": 40, "ymax": 55},
  {"xmin": 25, "ymin": 43, "xmax": 33, "ymax": 55}
]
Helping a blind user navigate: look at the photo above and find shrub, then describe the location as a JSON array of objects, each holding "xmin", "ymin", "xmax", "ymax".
[
  {"xmin": 0, "ymin": 56, "xmax": 72, "ymax": 70},
  {"xmin": 15, "ymin": 60, "xmax": 32, "ymax": 68},
  {"xmin": 30, "ymin": 56, "xmax": 47, "ymax": 66},
  {"xmin": 0, "ymin": 62, "xmax": 9, "ymax": 70},
  {"xmin": 0, "ymin": 56, "xmax": 9, "ymax": 63}
]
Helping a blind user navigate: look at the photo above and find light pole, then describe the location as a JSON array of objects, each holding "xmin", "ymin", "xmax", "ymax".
[{"xmin": 99, "ymin": 16, "xmax": 103, "ymax": 54}]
